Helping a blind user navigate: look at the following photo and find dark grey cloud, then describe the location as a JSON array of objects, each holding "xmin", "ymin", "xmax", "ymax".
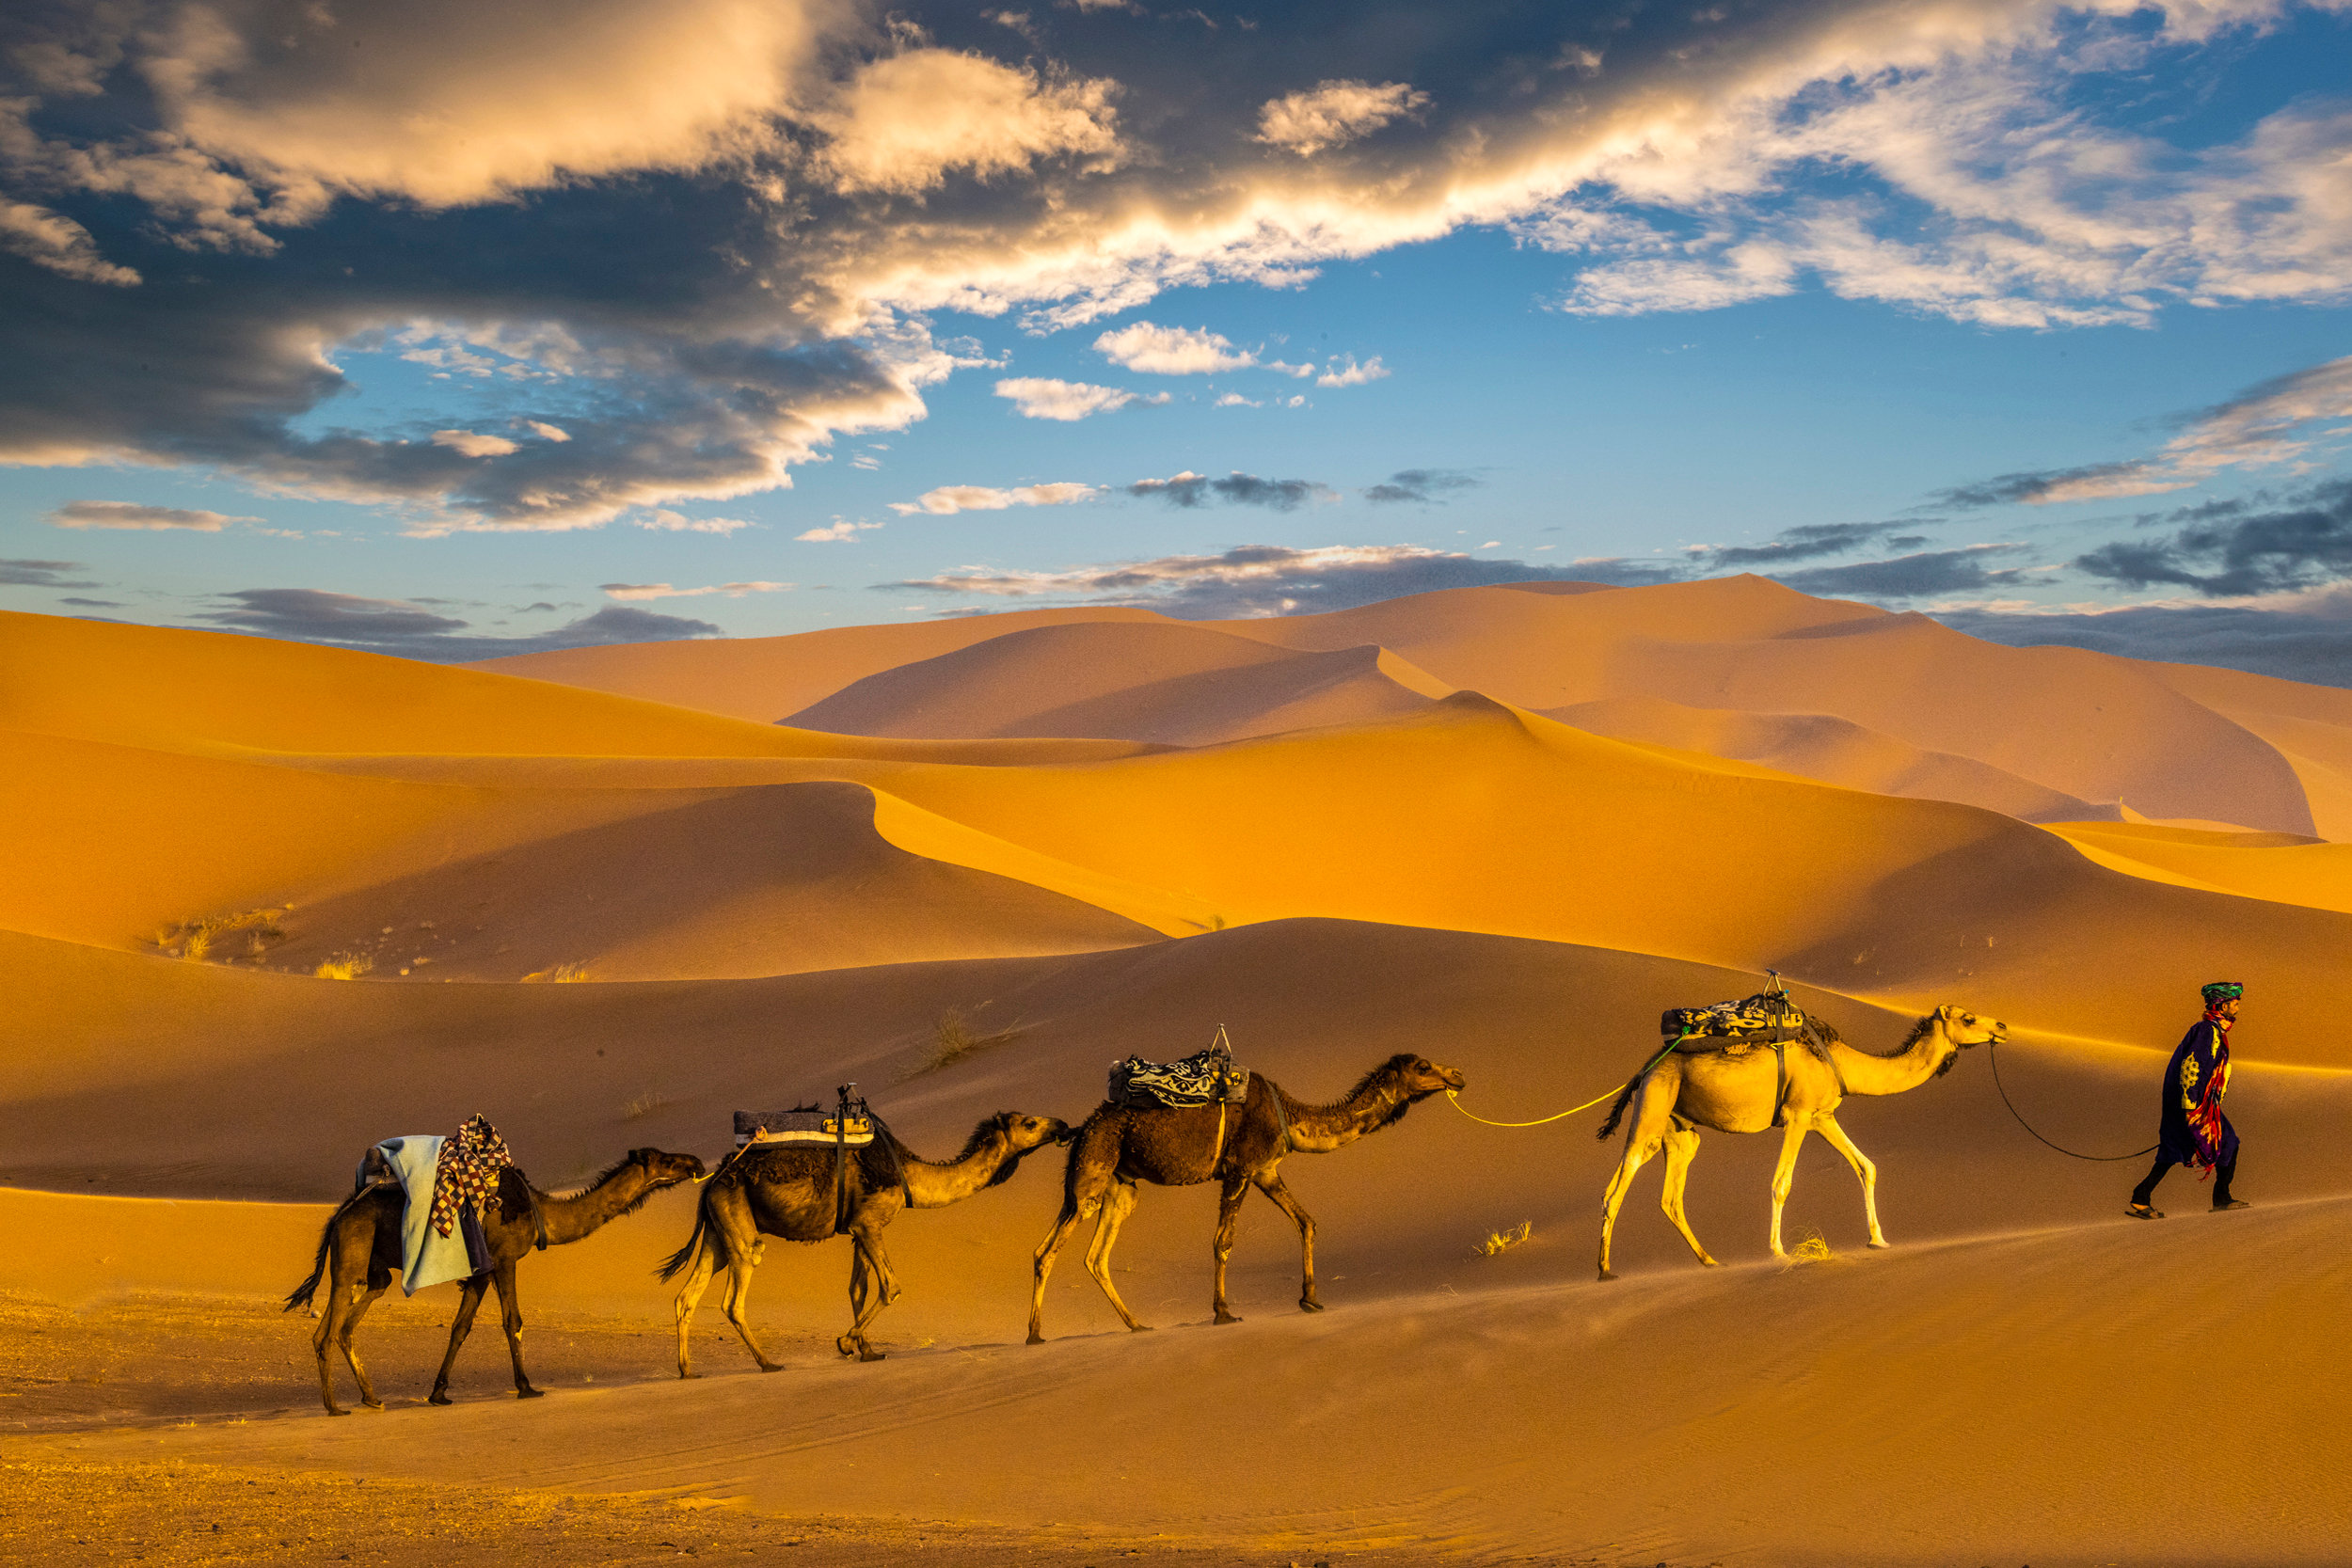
[
  {"xmin": 1937, "ymin": 598, "xmax": 2352, "ymax": 689},
  {"xmin": 0, "ymin": 557, "xmax": 96, "ymax": 587},
  {"xmin": 1772, "ymin": 546, "xmax": 2028, "ymax": 599},
  {"xmin": 1127, "ymin": 471, "xmax": 1333, "ymax": 510},
  {"xmin": 1925, "ymin": 461, "xmax": 2159, "ymax": 510},
  {"xmin": 2075, "ymin": 480, "xmax": 2352, "ymax": 597},
  {"xmin": 890, "ymin": 543, "xmax": 1677, "ymax": 618},
  {"xmin": 192, "ymin": 588, "xmax": 720, "ymax": 661},
  {"xmin": 1363, "ymin": 468, "xmax": 1482, "ymax": 504},
  {"xmin": 56, "ymin": 596, "xmax": 125, "ymax": 608},
  {"xmin": 1698, "ymin": 521, "xmax": 1908, "ymax": 567}
]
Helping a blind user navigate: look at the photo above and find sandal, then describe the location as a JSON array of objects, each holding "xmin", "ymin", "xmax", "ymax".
[
  {"xmin": 2125, "ymin": 1203, "xmax": 2164, "ymax": 1220},
  {"xmin": 2212, "ymin": 1198, "xmax": 2250, "ymax": 1212}
]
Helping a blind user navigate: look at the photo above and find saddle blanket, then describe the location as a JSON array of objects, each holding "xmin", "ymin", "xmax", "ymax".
[
  {"xmin": 355, "ymin": 1135, "xmax": 485, "ymax": 1296},
  {"xmin": 1108, "ymin": 1046, "xmax": 1251, "ymax": 1110},
  {"xmin": 733, "ymin": 1109, "xmax": 875, "ymax": 1148},
  {"xmin": 1661, "ymin": 988, "xmax": 1816, "ymax": 1045}
]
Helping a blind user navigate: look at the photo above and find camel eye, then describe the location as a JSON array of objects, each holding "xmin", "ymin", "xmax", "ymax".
[{"xmin": 1963, "ymin": 1014, "xmax": 1977, "ymax": 1025}]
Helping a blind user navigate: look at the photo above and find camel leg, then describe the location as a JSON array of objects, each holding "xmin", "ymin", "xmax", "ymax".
[
  {"xmin": 837, "ymin": 1222, "xmax": 893, "ymax": 1363},
  {"xmin": 1768, "ymin": 1118, "xmax": 1811, "ymax": 1259},
  {"xmin": 489, "ymin": 1262, "xmax": 542, "ymax": 1400},
  {"xmin": 1659, "ymin": 1125, "xmax": 1718, "ymax": 1267},
  {"xmin": 310, "ymin": 1260, "xmax": 357, "ymax": 1416},
  {"xmin": 1082, "ymin": 1179, "xmax": 1150, "ymax": 1333},
  {"xmin": 1252, "ymin": 1172, "xmax": 1322, "ymax": 1312},
  {"xmin": 672, "ymin": 1233, "xmax": 719, "ymax": 1380},
  {"xmin": 1210, "ymin": 1175, "xmax": 1249, "ymax": 1326},
  {"xmin": 427, "ymin": 1275, "xmax": 490, "ymax": 1405},
  {"xmin": 337, "ymin": 1278, "xmax": 389, "ymax": 1411},
  {"xmin": 1026, "ymin": 1190, "xmax": 1092, "ymax": 1346},
  {"xmin": 1815, "ymin": 1113, "xmax": 1888, "ymax": 1248},
  {"xmin": 1597, "ymin": 1080, "xmax": 1677, "ymax": 1281}
]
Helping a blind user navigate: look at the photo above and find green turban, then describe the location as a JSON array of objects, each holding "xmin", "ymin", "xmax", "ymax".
[{"xmin": 2201, "ymin": 981, "xmax": 2245, "ymax": 1006}]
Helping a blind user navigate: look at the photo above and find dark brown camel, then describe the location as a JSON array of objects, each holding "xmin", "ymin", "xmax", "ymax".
[
  {"xmin": 660, "ymin": 1110, "xmax": 1068, "ymax": 1375},
  {"xmin": 1026, "ymin": 1052, "xmax": 1465, "ymax": 1344},
  {"xmin": 285, "ymin": 1147, "xmax": 704, "ymax": 1415}
]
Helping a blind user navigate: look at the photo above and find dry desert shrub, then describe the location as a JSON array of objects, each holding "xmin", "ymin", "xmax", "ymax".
[
  {"xmin": 914, "ymin": 1006, "xmax": 1025, "ymax": 1076},
  {"xmin": 158, "ymin": 907, "xmax": 288, "ymax": 962},
  {"xmin": 624, "ymin": 1090, "xmax": 674, "ymax": 1121},
  {"xmin": 1476, "ymin": 1221, "xmax": 1534, "ymax": 1257},
  {"xmin": 522, "ymin": 962, "xmax": 592, "ymax": 983},
  {"xmin": 313, "ymin": 952, "xmax": 373, "ymax": 980},
  {"xmin": 1782, "ymin": 1230, "xmax": 1844, "ymax": 1269}
]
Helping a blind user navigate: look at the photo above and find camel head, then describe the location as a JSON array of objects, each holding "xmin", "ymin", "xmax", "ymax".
[
  {"xmin": 1928, "ymin": 1006, "xmax": 2006, "ymax": 1076},
  {"xmin": 1361, "ymin": 1053, "xmax": 1469, "ymax": 1126},
  {"xmin": 968, "ymin": 1112, "xmax": 1073, "ymax": 1187},
  {"xmin": 628, "ymin": 1148, "xmax": 707, "ymax": 1188}
]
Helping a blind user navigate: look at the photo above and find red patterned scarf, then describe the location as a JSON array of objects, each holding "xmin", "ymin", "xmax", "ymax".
[
  {"xmin": 2185, "ymin": 1009, "xmax": 2233, "ymax": 1175},
  {"xmin": 430, "ymin": 1116, "xmax": 515, "ymax": 1239}
]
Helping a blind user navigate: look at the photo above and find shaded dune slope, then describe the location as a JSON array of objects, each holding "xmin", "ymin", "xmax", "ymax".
[{"xmin": 785, "ymin": 619, "xmax": 1451, "ymax": 745}]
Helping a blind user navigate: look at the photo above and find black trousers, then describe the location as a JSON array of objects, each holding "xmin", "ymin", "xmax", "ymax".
[{"xmin": 2133, "ymin": 1152, "xmax": 2235, "ymax": 1207}]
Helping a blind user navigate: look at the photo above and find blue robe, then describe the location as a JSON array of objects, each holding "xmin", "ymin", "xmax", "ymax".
[{"xmin": 2157, "ymin": 1020, "xmax": 2236, "ymax": 1169}]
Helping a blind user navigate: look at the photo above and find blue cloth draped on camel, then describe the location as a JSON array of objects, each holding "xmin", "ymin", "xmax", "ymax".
[{"xmin": 357, "ymin": 1132, "xmax": 501, "ymax": 1294}]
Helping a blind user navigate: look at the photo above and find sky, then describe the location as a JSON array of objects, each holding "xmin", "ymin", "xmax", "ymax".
[{"xmin": 4, "ymin": 0, "xmax": 2352, "ymax": 679}]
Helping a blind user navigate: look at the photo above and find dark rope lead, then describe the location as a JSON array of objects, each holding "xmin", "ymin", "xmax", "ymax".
[{"xmin": 1987, "ymin": 1040, "xmax": 2157, "ymax": 1162}]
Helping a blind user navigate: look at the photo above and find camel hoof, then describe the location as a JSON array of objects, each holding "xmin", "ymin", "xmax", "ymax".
[
  {"xmin": 1214, "ymin": 1310, "xmax": 1241, "ymax": 1326},
  {"xmin": 679, "ymin": 1370, "xmax": 700, "ymax": 1380},
  {"xmin": 1867, "ymin": 1238, "xmax": 1891, "ymax": 1250},
  {"xmin": 427, "ymin": 1390, "xmax": 452, "ymax": 1406},
  {"xmin": 326, "ymin": 1407, "xmax": 349, "ymax": 1418},
  {"xmin": 1597, "ymin": 1270, "xmax": 1618, "ymax": 1282},
  {"xmin": 1299, "ymin": 1299, "xmax": 1325, "ymax": 1313},
  {"xmin": 1130, "ymin": 1323, "xmax": 1153, "ymax": 1334},
  {"xmin": 1025, "ymin": 1332, "xmax": 1046, "ymax": 1347},
  {"xmin": 1700, "ymin": 1258, "xmax": 1721, "ymax": 1268},
  {"xmin": 858, "ymin": 1348, "xmax": 886, "ymax": 1363},
  {"xmin": 516, "ymin": 1386, "xmax": 545, "ymax": 1401},
  {"xmin": 361, "ymin": 1398, "xmax": 384, "ymax": 1410},
  {"xmin": 756, "ymin": 1363, "xmax": 785, "ymax": 1374}
]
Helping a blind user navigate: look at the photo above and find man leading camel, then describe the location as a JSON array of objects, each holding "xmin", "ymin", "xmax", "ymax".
[{"xmin": 2127, "ymin": 981, "xmax": 2249, "ymax": 1219}]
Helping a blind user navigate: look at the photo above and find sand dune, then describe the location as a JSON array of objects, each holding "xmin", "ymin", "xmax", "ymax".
[
  {"xmin": 1548, "ymin": 693, "xmax": 2119, "ymax": 821},
  {"xmin": 14, "ymin": 582, "xmax": 2352, "ymax": 1565},
  {"xmin": 786, "ymin": 620, "xmax": 1451, "ymax": 745},
  {"xmin": 474, "ymin": 605, "xmax": 1177, "ymax": 722}
]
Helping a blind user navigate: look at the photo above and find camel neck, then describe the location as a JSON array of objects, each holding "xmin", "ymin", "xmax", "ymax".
[
  {"xmin": 901, "ymin": 1134, "xmax": 1015, "ymax": 1209},
  {"xmin": 1282, "ymin": 1079, "xmax": 1407, "ymax": 1153},
  {"xmin": 536, "ymin": 1166, "xmax": 651, "ymax": 1244},
  {"xmin": 1825, "ymin": 1021, "xmax": 1953, "ymax": 1097}
]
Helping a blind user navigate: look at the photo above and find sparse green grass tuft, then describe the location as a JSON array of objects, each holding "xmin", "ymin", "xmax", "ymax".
[
  {"xmin": 912, "ymin": 1006, "xmax": 1025, "ymax": 1077},
  {"xmin": 314, "ymin": 952, "xmax": 373, "ymax": 981},
  {"xmin": 1476, "ymin": 1221, "xmax": 1533, "ymax": 1257}
]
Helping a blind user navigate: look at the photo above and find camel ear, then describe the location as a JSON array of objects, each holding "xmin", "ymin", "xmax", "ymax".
[{"xmin": 629, "ymin": 1147, "xmax": 655, "ymax": 1165}]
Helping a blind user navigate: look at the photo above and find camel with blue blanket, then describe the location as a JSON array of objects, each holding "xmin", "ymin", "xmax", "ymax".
[{"xmin": 286, "ymin": 1119, "xmax": 702, "ymax": 1415}]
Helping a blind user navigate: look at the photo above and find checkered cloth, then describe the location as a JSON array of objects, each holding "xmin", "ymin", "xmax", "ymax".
[{"xmin": 428, "ymin": 1115, "xmax": 514, "ymax": 1240}]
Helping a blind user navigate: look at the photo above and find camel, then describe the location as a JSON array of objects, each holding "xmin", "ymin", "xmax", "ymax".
[
  {"xmin": 660, "ymin": 1110, "xmax": 1069, "ymax": 1375},
  {"xmin": 1026, "ymin": 1052, "xmax": 1466, "ymax": 1344},
  {"xmin": 1594, "ymin": 1004, "xmax": 2006, "ymax": 1279},
  {"xmin": 285, "ymin": 1146, "xmax": 705, "ymax": 1415}
]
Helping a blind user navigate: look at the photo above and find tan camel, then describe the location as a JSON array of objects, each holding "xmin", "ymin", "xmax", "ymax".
[
  {"xmin": 660, "ymin": 1110, "xmax": 1068, "ymax": 1375},
  {"xmin": 285, "ymin": 1146, "xmax": 705, "ymax": 1415},
  {"xmin": 1027, "ymin": 1052, "xmax": 1466, "ymax": 1344},
  {"xmin": 1594, "ymin": 1005, "xmax": 2006, "ymax": 1279}
]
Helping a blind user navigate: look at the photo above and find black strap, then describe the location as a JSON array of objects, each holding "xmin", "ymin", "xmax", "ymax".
[{"xmin": 1772, "ymin": 1041, "xmax": 1790, "ymax": 1127}]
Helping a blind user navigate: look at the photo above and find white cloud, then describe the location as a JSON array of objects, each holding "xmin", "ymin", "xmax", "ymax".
[
  {"xmin": 816, "ymin": 50, "xmax": 1121, "ymax": 195},
  {"xmin": 1255, "ymin": 80, "xmax": 1430, "ymax": 157},
  {"xmin": 1315, "ymin": 354, "xmax": 1389, "ymax": 388},
  {"xmin": 0, "ymin": 199, "xmax": 140, "ymax": 286},
  {"xmin": 526, "ymin": 421, "xmax": 571, "ymax": 442},
  {"xmin": 1215, "ymin": 392, "xmax": 1261, "ymax": 407},
  {"xmin": 600, "ymin": 580, "xmax": 790, "ymax": 600},
  {"xmin": 49, "ymin": 499, "xmax": 259, "ymax": 531},
  {"xmin": 634, "ymin": 509, "xmax": 755, "ymax": 533},
  {"xmin": 431, "ymin": 429, "xmax": 520, "ymax": 457},
  {"xmin": 1093, "ymin": 322, "xmax": 1256, "ymax": 374},
  {"xmin": 888, "ymin": 482, "xmax": 1102, "ymax": 515},
  {"xmin": 797, "ymin": 516, "xmax": 885, "ymax": 542},
  {"xmin": 993, "ymin": 376, "xmax": 1159, "ymax": 420}
]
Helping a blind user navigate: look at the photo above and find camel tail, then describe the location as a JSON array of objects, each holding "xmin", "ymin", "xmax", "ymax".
[
  {"xmin": 1596, "ymin": 1076, "xmax": 1643, "ymax": 1143},
  {"xmin": 283, "ymin": 1187, "xmax": 370, "ymax": 1311},
  {"xmin": 656, "ymin": 1196, "xmax": 721, "ymax": 1283}
]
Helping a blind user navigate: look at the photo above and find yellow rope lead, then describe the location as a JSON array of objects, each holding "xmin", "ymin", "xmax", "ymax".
[{"xmin": 1444, "ymin": 1084, "xmax": 1625, "ymax": 1129}]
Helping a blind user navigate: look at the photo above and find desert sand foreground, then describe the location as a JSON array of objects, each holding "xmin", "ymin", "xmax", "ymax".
[{"xmin": 8, "ymin": 577, "xmax": 2352, "ymax": 1565}]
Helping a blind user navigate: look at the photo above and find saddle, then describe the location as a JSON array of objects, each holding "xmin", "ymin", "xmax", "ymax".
[
  {"xmin": 1108, "ymin": 1027, "xmax": 1250, "ymax": 1110},
  {"xmin": 1657, "ymin": 974, "xmax": 1846, "ymax": 1126},
  {"xmin": 732, "ymin": 1105, "xmax": 875, "ymax": 1148}
]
